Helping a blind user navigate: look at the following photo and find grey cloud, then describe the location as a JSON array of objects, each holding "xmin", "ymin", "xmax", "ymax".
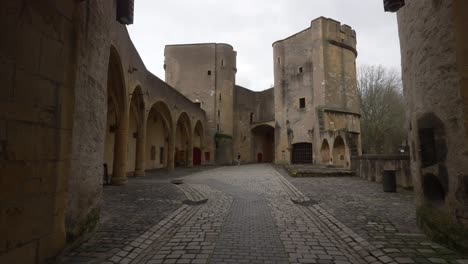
[{"xmin": 128, "ymin": 0, "xmax": 401, "ymax": 91}]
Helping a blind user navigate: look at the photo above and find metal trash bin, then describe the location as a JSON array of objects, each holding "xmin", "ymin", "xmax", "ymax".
[{"xmin": 383, "ymin": 170, "xmax": 396, "ymax": 192}]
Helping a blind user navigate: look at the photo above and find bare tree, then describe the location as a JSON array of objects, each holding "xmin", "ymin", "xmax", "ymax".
[{"xmin": 358, "ymin": 65, "xmax": 406, "ymax": 154}]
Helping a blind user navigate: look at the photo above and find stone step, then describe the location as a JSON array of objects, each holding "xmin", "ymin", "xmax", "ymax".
[{"xmin": 285, "ymin": 165, "xmax": 355, "ymax": 177}]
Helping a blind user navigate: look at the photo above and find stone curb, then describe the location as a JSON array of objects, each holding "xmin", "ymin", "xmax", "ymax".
[
  {"xmin": 303, "ymin": 205, "xmax": 398, "ymax": 264},
  {"xmin": 272, "ymin": 169, "xmax": 311, "ymax": 204},
  {"xmin": 106, "ymin": 204, "xmax": 200, "ymax": 264},
  {"xmin": 273, "ymin": 166, "xmax": 396, "ymax": 264},
  {"xmin": 176, "ymin": 184, "xmax": 209, "ymax": 205}
]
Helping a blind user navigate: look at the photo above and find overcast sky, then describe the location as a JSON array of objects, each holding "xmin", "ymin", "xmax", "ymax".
[{"xmin": 128, "ymin": 0, "xmax": 401, "ymax": 91}]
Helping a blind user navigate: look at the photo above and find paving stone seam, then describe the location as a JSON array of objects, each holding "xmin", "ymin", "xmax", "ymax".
[
  {"xmin": 131, "ymin": 206, "xmax": 200, "ymax": 263},
  {"xmin": 104, "ymin": 204, "xmax": 200, "ymax": 264},
  {"xmin": 272, "ymin": 169, "xmax": 310, "ymax": 203},
  {"xmin": 301, "ymin": 204, "xmax": 390, "ymax": 264},
  {"xmin": 272, "ymin": 166, "xmax": 397, "ymax": 264},
  {"xmin": 142, "ymin": 183, "xmax": 233, "ymax": 264},
  {"xmin": 308, "ymin": 205, "xmax": 391, "ymax": 262},
  {"xmin": 131, "ymin": 205, "xmax": 203, "ymax": 264}
]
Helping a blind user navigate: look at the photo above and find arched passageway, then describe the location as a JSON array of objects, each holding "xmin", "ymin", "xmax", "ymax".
[
  {"xmin": 291, "ymin": 142, "xmax": 313, "ymax": 164},
  {"xmin": 193, "ymin": 121, "xmax": 204, "ymax": 166},
  {"xmin": 321, "ymin": 139, "xmax": 331, "ymax": 164},
  {"xmin": 332, "ymin": 136, "xmax": 347, "ymax": 167},
  {"xmin": 175, "ymin": 112, "xmax": 192, "ymax": 167},
  {"xmin": 127, "ymin": 87, "xmax": 145, "ymax": 176},
  {"xmin": 251, "ymin": 125, "xmax": 275, "ymax": 163},
  {"xmin": 146, "ymin": 102, "xmax": 173, "ymax": 170},
  {"xmin": 104, "ymin": 47, "xmax": 129, "ymax": 185}
]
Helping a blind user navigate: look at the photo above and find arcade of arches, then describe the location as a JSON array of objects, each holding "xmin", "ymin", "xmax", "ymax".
[
  {"xmin": 0, "ymin": 1, "xmax": 209, "ymax": 261},
  {"xmin": 289, "ymin": 137, "xmax": 350, "ymax": 167},
  {"xmin": 146, "ymin": 102, "xmax": 172, "ymax": 170}
]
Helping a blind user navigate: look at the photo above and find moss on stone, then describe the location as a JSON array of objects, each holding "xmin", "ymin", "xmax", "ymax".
[
  {"xmin": 66, "ymin": 207, "xmax": 100, "ymax": 244},
  {"xmin": 417, "ymin": 205, "xmax": 468, "ymax": 252}
]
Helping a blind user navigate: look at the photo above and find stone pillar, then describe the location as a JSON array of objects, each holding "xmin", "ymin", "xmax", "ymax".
[
  {"xmin": 187, "ymin": 133, "xmax": 194, "ymax": 167},
  {"xmin": 134, "ymin": 117, "xmax": 146, "ymax": 177},
  {"xmin": 112, "ymin": 108, "xmax": 129, "ymax": 185},
  {"xmin": 167, "ymin": 131, "xmax": 175, "ymax": 171}
]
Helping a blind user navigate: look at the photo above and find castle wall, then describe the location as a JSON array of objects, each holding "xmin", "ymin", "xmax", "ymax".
[
  {"xmin": 273, "ymin": 27, "xmax": 318, "ymax": 164},
  {"xmin": 0, "ymin": 1, "xmax": 85, "ymax": 262},
  {"xmin": 0, "ymin": 1, "xmax": 208, "ymax": 262},
  {"xmin": 165, "ymin": 44, "xmax": 236, "ymax": 164},
  {"xmin": 233, "ymin": 86, "xmax": 275, "ymax": 163},
  {"xmin": 397, "ymin": 0, "xmax": 468, "ymax": 250}
]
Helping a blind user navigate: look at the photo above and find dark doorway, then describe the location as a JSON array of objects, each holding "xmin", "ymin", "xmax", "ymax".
[
  {"xmin": 193, "ymin": 147, "xmax": 201, "ymax": 166},
  {"xmin": 257, "ymin": 153, "xmax": 263, "ymax": 163},
  {"xmin": 251, "ymin": 125, "xmax": 275, "ymax": 163},
  {"xmin": 292, "ymin": 143, "xmax": 313, "ymax": 164}
]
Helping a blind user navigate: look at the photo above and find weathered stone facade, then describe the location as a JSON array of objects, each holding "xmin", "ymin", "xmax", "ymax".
[
  {"xmin": 165, "ymin": 44, "xmax": 237, "ymax": 165},
  {"xmin": 4, "ymin": 0, "xmax": 466, "ymax": 262},
  {"xmin": 352, "ymin": 155, "xmax": 412, "ymax": 189},
  {"xmin": 165, "ymin": 17, "xmax": 361, "ymax": 167},
  {"xmin": 233, "ymin": 86, "xmax": 275, "ymax": 164},
  {"xmin": 273, "ymin": 17, "xmax": 361, "ymax": 167},
  {"xmin": 396, "ymin": 0, "xmax": 468, "ymax": 251},
  {"xmin": 1, "ymin": 1, "xmax": 206, "ymax": 263}
]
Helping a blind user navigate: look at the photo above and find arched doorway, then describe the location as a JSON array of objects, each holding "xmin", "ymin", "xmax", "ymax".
[
  {"xmin": 146, "ymin": 102, "xmax": 172, "ymax": 170},
  {"xmin": 321, "ymin": 139, "xmax": 331, "ymax": 164},
  {"xmin": 257, "ymin": 153, "xmax": 263, "ymax": 163},
  {"xmin": 193, "ymin": 121, "xmax": 204, "ymax": 166},
  {"xmin": 332, "ymin": 136, "xmax": 347, "ymax": 167},
  {"xmin": 251, "ymin": 125, "xmax": 275, "ymax": 163},
  {"xmin": 104, "ymin": 47, "xmax": 128, "ymax": 185},
  {"xmin": 291, "ymin": 142, "xmax": 313, "ymax": 164},
  {"xmin": 127, "ymin": 87, "xmax": 145, "ymax": 176},
  {"xmin": 175, "ymin": 112, "xmax": 192, "ymax": 167}
]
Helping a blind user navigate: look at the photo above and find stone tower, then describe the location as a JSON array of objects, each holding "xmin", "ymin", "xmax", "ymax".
[
  {"xmin": 273, "ymin": 17, "xmax": 361, "ymax": 167},
  {"xmin": 165, "ymin": 43, "xmax": 237, "ymax": 164}
]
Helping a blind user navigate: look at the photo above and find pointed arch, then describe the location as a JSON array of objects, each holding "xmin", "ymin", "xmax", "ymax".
[
  {"xmin": 146, "ymin": 101, "xmax": 173, "ymax": 170},
  {"xmin": 104, "ymin": 46, "xmax": 129, "ymax": 185},
  {"xmin": 332, "ymin": 136, "xmax": 346, "ymax": 167},
  {"xmin": 175, "ymin": 112, "xmax": 192, "ymax": 167},
  {"xmin": 321, "ymin": 139, "xmax": 331, "ymax": 164}
]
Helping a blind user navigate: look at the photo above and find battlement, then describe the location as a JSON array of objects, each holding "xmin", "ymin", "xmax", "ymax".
[
  {"xmin": 311, "ymin": 17, "xmax": 357, "ymax": 51},
  {"xmin": 165, "ymin": 42, "xmax": 235, "ymax": 50},
  {"xmin": 272, "ymin": 17, "xmax": 356, "ymax": 51}
]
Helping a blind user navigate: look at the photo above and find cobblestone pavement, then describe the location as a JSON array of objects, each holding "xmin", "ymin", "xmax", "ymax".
[
  {"xmin": 62, "ymin": 164, "xmax": 468, "ymax": 264},
  {"xmin": 61, "ymin": 167, "xmax": 216, "ymax": 264},
  {"xmin": 280, "ymin": 166, "xmax": 468, "ymax": 264}
]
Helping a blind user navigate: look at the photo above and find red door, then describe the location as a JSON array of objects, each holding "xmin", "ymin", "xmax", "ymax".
[
  {"xmin": 257, "ymin": 153, "xmax": 263, "ymax": 163},
  {"xmin": 193, "ymin": 148, "xmax": 201, "ymax": 166}
]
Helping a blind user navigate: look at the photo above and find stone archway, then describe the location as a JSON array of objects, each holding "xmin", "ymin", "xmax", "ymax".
[
  {"xmin": 146, "ymin": 101, "xmax": 173, "ymax": 170},
  {"xmin": 321, "ymin": 139, "xmax": 331, "ymax": 164},
  {"xmin": 175, "ymin": 112, "xmax": 192, "ymax": 167},
  {"xmin": 193, "ymin": 121, "xmax": 204, "ymax": 166},
  {"xmin": 251, "ymin": 124, "xmax": 275, "ymax": 163},
  {"xmin": 104, "ymin": 46, "xmax": 129, "ymax": 185},
  {"xmin": 332, "ymin": 136, "xmax": 346, "ymax": 167}
]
